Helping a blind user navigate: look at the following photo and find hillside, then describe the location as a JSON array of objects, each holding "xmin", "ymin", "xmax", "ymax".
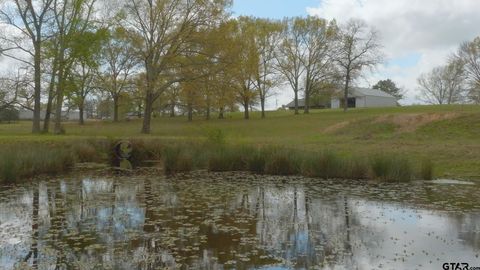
[{"xmin": 1, "ymin": 104, "xmax": 479, "ymax": 179}]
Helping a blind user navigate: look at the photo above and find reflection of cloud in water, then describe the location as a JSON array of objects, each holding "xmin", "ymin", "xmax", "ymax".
[{"xmin": 0, "ymin": 172, "xmax": 479, "ymax": 270}]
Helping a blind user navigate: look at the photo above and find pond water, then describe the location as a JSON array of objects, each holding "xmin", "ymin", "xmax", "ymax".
[{"xmin": 1, "ymin": 171, "xmax": 479, "ymax": 270}]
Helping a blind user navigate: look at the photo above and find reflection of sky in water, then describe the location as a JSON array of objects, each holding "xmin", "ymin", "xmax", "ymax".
[{"xmin": 0, "ymin": 173, "xmax": 479, "ymax": 270}]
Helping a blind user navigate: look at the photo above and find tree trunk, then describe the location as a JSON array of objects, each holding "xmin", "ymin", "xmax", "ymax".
[
  {"xmin": 294, "ymin": 89, "xmax": 299, "ymax": 115},
  {"xmin": 206, "ymin": 105, "xmax": 211, "ymax": 120},
  {"xmin": 79, "ymin": 100, "xmax": 84, "ymax": 125},
  {"xmin": 304, "ymin": 92, "xmax": 310, "ymax": 114},
  {"xmin": 141, "ymin": 93, "xmax": 153, "ymax": 134},
  {"xmin": 304, "ymin": 75, "xmax": 310, "ymax": 114},
  {"xmin": 113, "ymin": 96, "xmax": 119, "ymax": 122},
  {"xmin": 142, "ymin": 58, "xmax": 155, "ymax": 134},
  {"xmin": 260, "ymin": 96, "xmax": 266, "ymax": 118},
  {"xmin": 187, "ymin": 103, "xmax": 193, "ymax": 122},
  {"xmin": 53, "ymin": 64, "xmax": 66, "ymax": 135},
  {"xmin": 344, "ymin": 72, "xmax": 350, "ymax": 112},
  {"xmin": 170, "ymin": 103, "xmax": 175, "ymax": 117},
  {"xmin": 218, "ymin": 107, "xmax": 224, "ymax": 119},
  {"xmin": 244, "ymin": 102, "xmax": 249, "ymax": 120},
  {"xmin": 43, "ymin": 78, "xmax": 56, "ymax": 132},
  {"xmin": 32, "ymin": 42, "xmax": 42, "ymax": 134},
  {"xmin": 43, "ymin": 50, "xmax": 58, "ymax": 133}
]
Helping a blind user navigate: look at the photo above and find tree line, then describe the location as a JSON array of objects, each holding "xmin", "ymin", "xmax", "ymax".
[
  {"xmin": 418, "ymin": 37, "xmax": 480, "ymax": 105},
  {"xmin": 0, "ymin": 0, "xmax": 383, "ymax": 134}
]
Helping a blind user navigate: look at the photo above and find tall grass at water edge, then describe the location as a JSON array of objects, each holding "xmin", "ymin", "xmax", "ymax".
[{"xmin": 0, "ymin": 138, "xmax": 434, "ymax": 183}]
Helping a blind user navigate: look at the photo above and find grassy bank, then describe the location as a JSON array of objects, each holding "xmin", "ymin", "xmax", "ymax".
[
  {"xmin": 0, "ymin": 143, "xmax": 75, "ymax": 183},
  {"xmin": 0, "ymin": 138, "xmax": 433, "ymax": 183},
  {"xmin": 0, "ymin": 104, "xmax": 479, "ymax": 181}
]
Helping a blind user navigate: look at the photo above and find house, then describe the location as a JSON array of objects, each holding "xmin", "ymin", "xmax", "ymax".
[{"xmin": 331, "ymin": 87, "xmax": 398, "ymax": 109}]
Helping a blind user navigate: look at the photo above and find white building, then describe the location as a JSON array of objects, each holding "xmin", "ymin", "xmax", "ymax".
[
  {"xmin": 19, "ymin": 110, "xmax": 87, "ymax": 121},
  {"xmin": 331, "ymin": 87, "xmax": 398, "ymax": 109}
]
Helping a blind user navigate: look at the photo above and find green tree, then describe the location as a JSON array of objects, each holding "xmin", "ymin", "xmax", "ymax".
[
  {"xmin": 372, "ymin": 79, "xmax": 404, "ymax": 99},
  {"xmin": 51, "ymin": 0, "xmax": 99, "ymax": 134},
  {"xmin": 246, "ymin": 17, "xmax": 283, "ymax": 118},
  {"xmin": 97, "ymin": 27, "xmax": 137, "ymax": 122},
  {"xmin": 124, "ymin": 0, "xmax": 231, "ymax": 134},
  {"xmin": 297, "ymin": 17, "xmax": 337, "ymax": 114}
]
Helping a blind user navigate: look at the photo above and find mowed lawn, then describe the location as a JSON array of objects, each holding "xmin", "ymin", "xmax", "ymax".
[{"xmin": 1, "ymin": 104, "xmax": 480, "ymax": 179}]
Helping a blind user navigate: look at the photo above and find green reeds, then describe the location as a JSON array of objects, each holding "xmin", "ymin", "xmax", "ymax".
[{"xmin": 0, "ymin": 144, "xmax": 74, "ymax": 183}]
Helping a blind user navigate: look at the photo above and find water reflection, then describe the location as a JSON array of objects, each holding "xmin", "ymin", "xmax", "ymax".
[{"xmin": 1, "ymin": 172, "xmax": 479, "ymax": 269}]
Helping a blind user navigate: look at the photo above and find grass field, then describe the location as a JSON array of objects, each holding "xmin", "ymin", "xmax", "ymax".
[{"xmin": 1, "ymin": 104, "xmax": 479, "ymax": 180}]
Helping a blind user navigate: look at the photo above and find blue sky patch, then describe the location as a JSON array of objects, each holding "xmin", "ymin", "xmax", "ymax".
[
  {"xmin": 388, "ymin": 52, "xmax": 421, "ymax": 68},
  {"xmin": 232, "ymin": 0, "xmax": 320, "ymax": 19}
]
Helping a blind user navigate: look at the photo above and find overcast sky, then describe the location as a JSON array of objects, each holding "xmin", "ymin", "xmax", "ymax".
[
  {"xmin": 233, "ymin": 0, "xmax": 480, "ymax": 106},
  {"xmin": 2, "ymin": 1, "xmax": 479, "ymax": 108}
]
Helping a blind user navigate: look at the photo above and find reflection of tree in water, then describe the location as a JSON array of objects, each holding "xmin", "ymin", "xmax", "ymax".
[
  {"xmin": 451, "ymin": 213, "xmax": 480, "ymax": 250},
  {"xmin": 23, "ymin": 183, "xmax": 39, "ymax": 269},
  {"xmin": 240, "ymin": 184, "xmax": 365, "ymax": 269},
  {"xmin": 2, "ymin": 172, "xmax": 480, "ymax": 269}
]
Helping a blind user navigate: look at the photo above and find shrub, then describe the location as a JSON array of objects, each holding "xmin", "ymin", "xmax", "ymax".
[
  {"xmin": 162, "ymin": 146, "xmax": 194, "ymax": 175},
  {"xmin": 371, "ymin": 154, "xmax": 413, "ymax": 182},
  {"xmin": 208, "ymin": 145, "xmax": 250, "ymax": 172},
  {"xmin": 344, "ymin": 158, "xmax": 369, "ymax": 180},
  {"xmin": 71, "ymin": 141, "xmax": 99, "ymax": 163},
  {"xmin": 248, "ymin": 149, "xmax": 267, "ymax": 174},
  {"xmin": 301, "ymin": 151, "xmax": 344, "ymax": 179},
  {"xmin": 264, "ymin": 148, "xmax": 301, "ymax": 176},
  {"xmin": 0, "ymin": 106, "xmax": 19, "ymax": 123},
  {"xmin": 420, "ymin": 159, "xmax": 434, "ymax": 180},
  {"xmin": 205, "ymin": 128, "xmax": 226, "ymax": 146}
]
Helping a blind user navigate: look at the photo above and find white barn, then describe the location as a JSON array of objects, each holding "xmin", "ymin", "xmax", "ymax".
[
  {"xmin": 331, "ymin": 87, "xmax": 398, "ymax": 109},
  {"xmin": 19, "ymin": 110, "xmax": 87, "ymax": 121}
]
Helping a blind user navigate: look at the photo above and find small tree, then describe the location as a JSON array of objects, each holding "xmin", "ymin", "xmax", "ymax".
[
  {"xmin": 248, "ymin": 17, "xmax": 283, "ymax": 118},
  {"xmin": 98, "ymin": 27, "xmax": 137, "ymax": 122},
  {"xmin": 372, "ymin": 79, "xmax": 404, "ymax": 100},
  {"xmin": 0, "ymin": 105, "xmax": 19, "ymax": 123}
]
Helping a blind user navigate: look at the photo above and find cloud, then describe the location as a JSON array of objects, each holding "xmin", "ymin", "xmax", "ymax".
[{"xmin": 306, "ymin": 0, "xmax": 480, "ymax": 103}]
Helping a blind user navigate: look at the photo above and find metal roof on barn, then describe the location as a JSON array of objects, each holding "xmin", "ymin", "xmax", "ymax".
[{"xmin": 352, "ymin": 87, "xmax": 396, "ymax": 98}]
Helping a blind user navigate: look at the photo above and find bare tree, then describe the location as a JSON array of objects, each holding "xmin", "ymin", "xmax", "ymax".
[
  {"xmin": 275, "ymin": 18, "xmax": 306, "ymax": 115},
  {"xmin": 0, "ymin": 73, "xmax": 20, "ymax": 111},
  {"xmin": 0, "ymin": 0, "xmax": 54, "ymax": 133},
  {"xmin": 418, "ymin": 62, "xmax": 466, "ymax": 105},
  {"xmin": 0, "ymin": 67, "xmax": 36, "ymax": 112},
  {"xmin": 331, "ymin": 19, "xmax": 383, "ymax": 112},
  {"xmin": 455, "ymin": 37, "xmax": 480, "ymax": 103}
]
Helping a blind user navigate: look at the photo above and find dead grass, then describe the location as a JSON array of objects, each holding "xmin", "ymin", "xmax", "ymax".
[
  {"xmin": 323, "ymin": 121, "xmax": 351, "ymax": 134},
  {"xmin": 374, "ymin": 112, "xmax": 461, "ymax": 133}
]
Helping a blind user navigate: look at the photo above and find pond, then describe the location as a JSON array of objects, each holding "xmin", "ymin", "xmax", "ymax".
[{"xmin": 1, "ymin": 171, "xmax": 479, "ymax": 270}]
